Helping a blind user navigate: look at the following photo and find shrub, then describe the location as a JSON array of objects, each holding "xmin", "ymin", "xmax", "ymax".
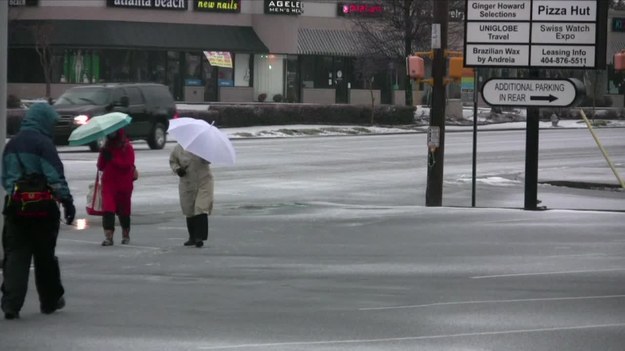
[
  {"xmin": 272, "ymin": 94, "xmax": 283, "ymax": 102},
  {"xmin": 7, "ymin": 94, "xmax": 21, "ymax": 108},
  {"xmin": 257, "ymin": 93, "xmax": 267, "ymax": 102},
  {"xmin": 581, "ymin": 95, "xmax": 613, "ymax": 107},
  {"xmin": 177, "ymin": 104, "xmax": 415, "ymax": 128},
  {"xmin": 604, "ymin": 109, "xmax": 619, "ymax": 119}
]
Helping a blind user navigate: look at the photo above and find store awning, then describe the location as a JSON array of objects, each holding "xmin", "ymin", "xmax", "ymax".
[
  {"xmin": 297, "ymin": 28, "xmax": 372, "ymax": 57},
  {"xmin": 9, "ymin": 20, "xmax": 269, "ymax": 53}
]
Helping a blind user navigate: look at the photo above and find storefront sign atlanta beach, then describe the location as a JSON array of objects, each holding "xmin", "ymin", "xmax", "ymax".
[{"xmin": 107, "ymin": 0, "xmax": 187, "ymax": 10}]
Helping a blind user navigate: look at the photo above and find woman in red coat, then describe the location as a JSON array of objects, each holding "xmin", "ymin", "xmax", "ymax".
[{"xmin": 97, "ymin": 129, "xmax": 136, "ymax": 246}]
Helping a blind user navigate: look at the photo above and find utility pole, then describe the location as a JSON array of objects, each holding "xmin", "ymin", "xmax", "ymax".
[
  {"xmin": 425, "ymin": 0, "xmax": 448, "ymax": 206},
  {"xmin": 403, "ymin": 0, "xmax": 413, "ymax": 106},
  {"xmin": 0, "ymin": 1, "xmax": 8, "ymax": 263}
]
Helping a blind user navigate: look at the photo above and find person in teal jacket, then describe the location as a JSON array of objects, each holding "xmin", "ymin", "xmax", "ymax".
[{"xmin": 1, "ymin": 103, "xmax": 75, "ymax": 320}]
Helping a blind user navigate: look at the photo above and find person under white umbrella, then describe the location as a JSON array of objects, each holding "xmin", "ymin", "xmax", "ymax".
[
  {"xmin": 167, "ymin": 117, "xmax": 235, "ymax": 247},
  {"xmin": 169, "ymin": 144, "xmax": 214, "ymax": 248}
]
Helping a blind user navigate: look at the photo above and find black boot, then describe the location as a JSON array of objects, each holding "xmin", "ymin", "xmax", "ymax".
[
  {"xmin": 194, "ymin": 214, "xmax": 208, "ymax": 247},
  {"xmin": 184, "ymin": 217, "xmax": 195, "ymax": 246}
]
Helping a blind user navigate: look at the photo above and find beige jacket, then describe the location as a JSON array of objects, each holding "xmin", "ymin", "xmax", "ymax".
[{"xmin": 169, "ymin": 144, "xmax": 214, "ymax": 217}]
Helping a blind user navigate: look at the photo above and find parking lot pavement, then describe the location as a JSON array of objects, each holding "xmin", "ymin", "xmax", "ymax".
[{"xmin": 2, "ymin": 205, "xmax": 624, "ymax": 351}]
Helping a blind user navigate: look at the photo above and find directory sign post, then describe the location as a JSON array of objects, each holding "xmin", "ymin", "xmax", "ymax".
[
  {"xmin": 463, "ymin": 0, "xmax": 607, "ymax": 210},
  {"xmin": 464, "ymin": 0, "xmax": 607, "ymax": 69}
]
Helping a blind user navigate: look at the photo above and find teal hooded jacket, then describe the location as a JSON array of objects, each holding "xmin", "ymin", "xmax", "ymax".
[{"xmin": 2, "ymin": 103, "xmax": 73, "ymax": 202}]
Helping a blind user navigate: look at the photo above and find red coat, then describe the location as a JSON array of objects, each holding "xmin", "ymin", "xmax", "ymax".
[{"xmin": 97, "ymin": 129, "xmax": 135, "ymax": 216}]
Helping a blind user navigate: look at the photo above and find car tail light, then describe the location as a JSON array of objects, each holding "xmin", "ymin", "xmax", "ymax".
[{"xmin": 73, "ymin": 115, "xmax": 90, "ymax": 125}]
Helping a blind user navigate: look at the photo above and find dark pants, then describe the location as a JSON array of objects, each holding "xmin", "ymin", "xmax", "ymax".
[
  {"xmin": 102, "ymin": 212, "xmax": 130, "ymax": 231},
  {"xmin": 1, "ymin": 216, "xmax": 64, "ymax": 314}
]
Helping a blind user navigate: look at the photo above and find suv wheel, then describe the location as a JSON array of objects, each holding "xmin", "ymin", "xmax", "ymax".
[
  {"xmin": 88, "ymin": 137, "xmax": 106, "ymax": 152},
  {"xmin": 147, "ymin": 122, "xmax": 167, "ymax": 149}
]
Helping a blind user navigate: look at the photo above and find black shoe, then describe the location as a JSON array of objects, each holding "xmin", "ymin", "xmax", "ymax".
[
  {"xmin": 41, "ymin": 296, "xmax": 65, "ymax": 315},
  {"xmin": 4, "ymin": 311, "xmax": 19, "ymax": 320},
  {"xmin": 195, "ymin": 241, "xmax": 204, "ymax": 248},
  {"xmin": 183, "ymin": 240, "xmax": 195, "ymax": 246}
]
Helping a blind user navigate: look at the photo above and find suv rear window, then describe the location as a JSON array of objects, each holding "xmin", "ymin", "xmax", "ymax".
[{"xmin": 54, "ymin": 87, "xmax": 110, "ymax": 106}]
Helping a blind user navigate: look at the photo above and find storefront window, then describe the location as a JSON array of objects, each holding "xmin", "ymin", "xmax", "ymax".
[
  {"xmin": 285, "ymin": 55, "xmax": 299, "ymax": 102},
  {"xmin": 8, "ymin": 48, "xmax": 43, "ymax": 83},
  {"xmin": 167, "ymin": 51, "xmax": 182, "ymax": 100},
  {"xmin": 133, "ymin": 50, "xmax": 149, "ymax": 82},
  {"xmin": 254, "ymin": 54, "xmax": 285, "ymax": 101},
  {"xmin": 317, "ymin": 56, "xmax": 333, "ymax": 88},
  {"xmin": 218, "ymin": 66, "xmax": 234, "ymax": 87},
  {"xmin": 148, "ymin": 51, "xmax": 167, "ymax": 84},
  {"xmin": 203, "ymin": 62, "xmax": 217, "ymax": 101},
  {"xmin": 101, "ymin": 50, "xmax": 132, "ymax": 82},
  {"xmin": 59, "ymin": 49, "xmax": 101, "ymax": 84},
  {"xmin": 300, "ymin": 56, "xmax": 336, "ymax": 89},
  {"xmin": 234, "ymin": 53, "xmax": 251, "ymax": 87},
  {"xmin": 185, "ymin": 52, "xmax": 203, "ymax": 86}
]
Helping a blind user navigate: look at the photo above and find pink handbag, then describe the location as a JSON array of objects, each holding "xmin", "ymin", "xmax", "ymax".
[{"xmin": 86, "ymin": 171, "xmax": 104, "ymax": 216}]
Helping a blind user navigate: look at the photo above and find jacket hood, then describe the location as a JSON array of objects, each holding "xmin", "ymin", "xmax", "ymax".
[
  {"xmin": 105, "ymin": 128, "xmax": 129, "ymax": 148},
  {"xmin": 20, "ymin": 103, "xmax": 59, "ymax": 137}
]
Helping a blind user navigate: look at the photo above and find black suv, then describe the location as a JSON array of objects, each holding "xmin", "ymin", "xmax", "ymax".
[{"xmin": 53, "ymin": 83, "xmax": 177, "ymax": 151}]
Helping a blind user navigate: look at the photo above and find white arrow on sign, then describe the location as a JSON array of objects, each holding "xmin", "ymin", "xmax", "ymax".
[{"xmin": 481, "ymin": 78, "xmax": 583, "ymax": 107}]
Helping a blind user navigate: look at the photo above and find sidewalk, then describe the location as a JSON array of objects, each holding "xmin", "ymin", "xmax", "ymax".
[{"xmin": 215, "ymin": 119, "xmax": 625, "ymax": 139}]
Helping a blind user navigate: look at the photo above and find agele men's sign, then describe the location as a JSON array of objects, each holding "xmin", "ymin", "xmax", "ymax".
[
  {"xmin": 107, "ymin": 0, "xmax": 187, "ymax": 10},
  {"xmin": 264, "ymin": 0, "xmax": 303, "ymax": 15}
]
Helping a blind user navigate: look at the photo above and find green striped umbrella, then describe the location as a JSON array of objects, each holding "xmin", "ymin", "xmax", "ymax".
[{"xmin": 68, "ymin": 112, "xmax": 132, "ymax": 146}]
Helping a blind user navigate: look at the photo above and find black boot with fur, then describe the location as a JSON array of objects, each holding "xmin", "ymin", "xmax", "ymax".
[
  {"xmin": 194, "ymin": 214, "xmax": 208, "ymax": 248},
  {"xmin": 184, "ymin": 216, "xmax": 196, "ymax": 246}
]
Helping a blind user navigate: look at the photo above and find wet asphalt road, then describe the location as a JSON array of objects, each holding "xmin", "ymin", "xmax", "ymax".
[{"xmin": 1, "ymin": 129, "xmax": 624, "ymax": 350}]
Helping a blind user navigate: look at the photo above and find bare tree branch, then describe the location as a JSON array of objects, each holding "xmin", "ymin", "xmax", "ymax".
[
  {"xmin": 348, "ymin": 0, "xmax": 464, "ymax": 105},
  {"xmin": 29, "ymin": 23, "xmax": 57, "ymax": 99}
]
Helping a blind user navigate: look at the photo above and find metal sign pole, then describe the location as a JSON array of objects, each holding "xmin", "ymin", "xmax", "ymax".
[
  {"xmin": 471, "ymin": 68, "xmax": 478, "ymax": 207},
  {"xmin": 524, "ymin": 69, "xmax": 540, "ymax": 210}
]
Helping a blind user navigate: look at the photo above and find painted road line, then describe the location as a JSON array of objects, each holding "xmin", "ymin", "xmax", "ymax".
[
  {"xmin": 358, "ymin": 294, "xmax": 625, "ymax": 311},
  {"xmin": 472, "ymin": 268, "xmax": 625, "ymax": 279},
  {"xmin": 197, "ymin": 323, "xmax": 625, "ymax": 350}
]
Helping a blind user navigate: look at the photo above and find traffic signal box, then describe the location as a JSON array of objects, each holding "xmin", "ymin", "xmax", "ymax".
[
  {"xmin": 407, "ymin": 55, "xmax": 425, "ymax": 80},
  {"xmin": 406, "ymin": 50, "xmax": 463, "ymax": 85},
  {"xmin": 615, "ymin": 51, "xmax": 625, "ymax": 72},
  {"xmin": 448, "ymin": 56, "xmax": 463, "ymax": 81}
]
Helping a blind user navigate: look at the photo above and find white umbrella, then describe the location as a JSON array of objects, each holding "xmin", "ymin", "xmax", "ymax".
[{"xmin": 167, "ymin": 117, "xmax": 236, "ymax": 166}]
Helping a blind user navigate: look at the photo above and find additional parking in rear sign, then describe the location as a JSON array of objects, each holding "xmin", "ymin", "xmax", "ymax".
[{"xmin": 481, "ymin": 78, "xmax": 583, "ymax": 107}]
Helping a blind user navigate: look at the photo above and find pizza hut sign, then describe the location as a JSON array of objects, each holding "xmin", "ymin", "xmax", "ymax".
[
  {"xmin": 264, "ymin": 0, "xmax": 303, "ymax": 15},
  {"xmin": 337, "ymin": 2, "xmax": 383, "ymax": 17}
]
